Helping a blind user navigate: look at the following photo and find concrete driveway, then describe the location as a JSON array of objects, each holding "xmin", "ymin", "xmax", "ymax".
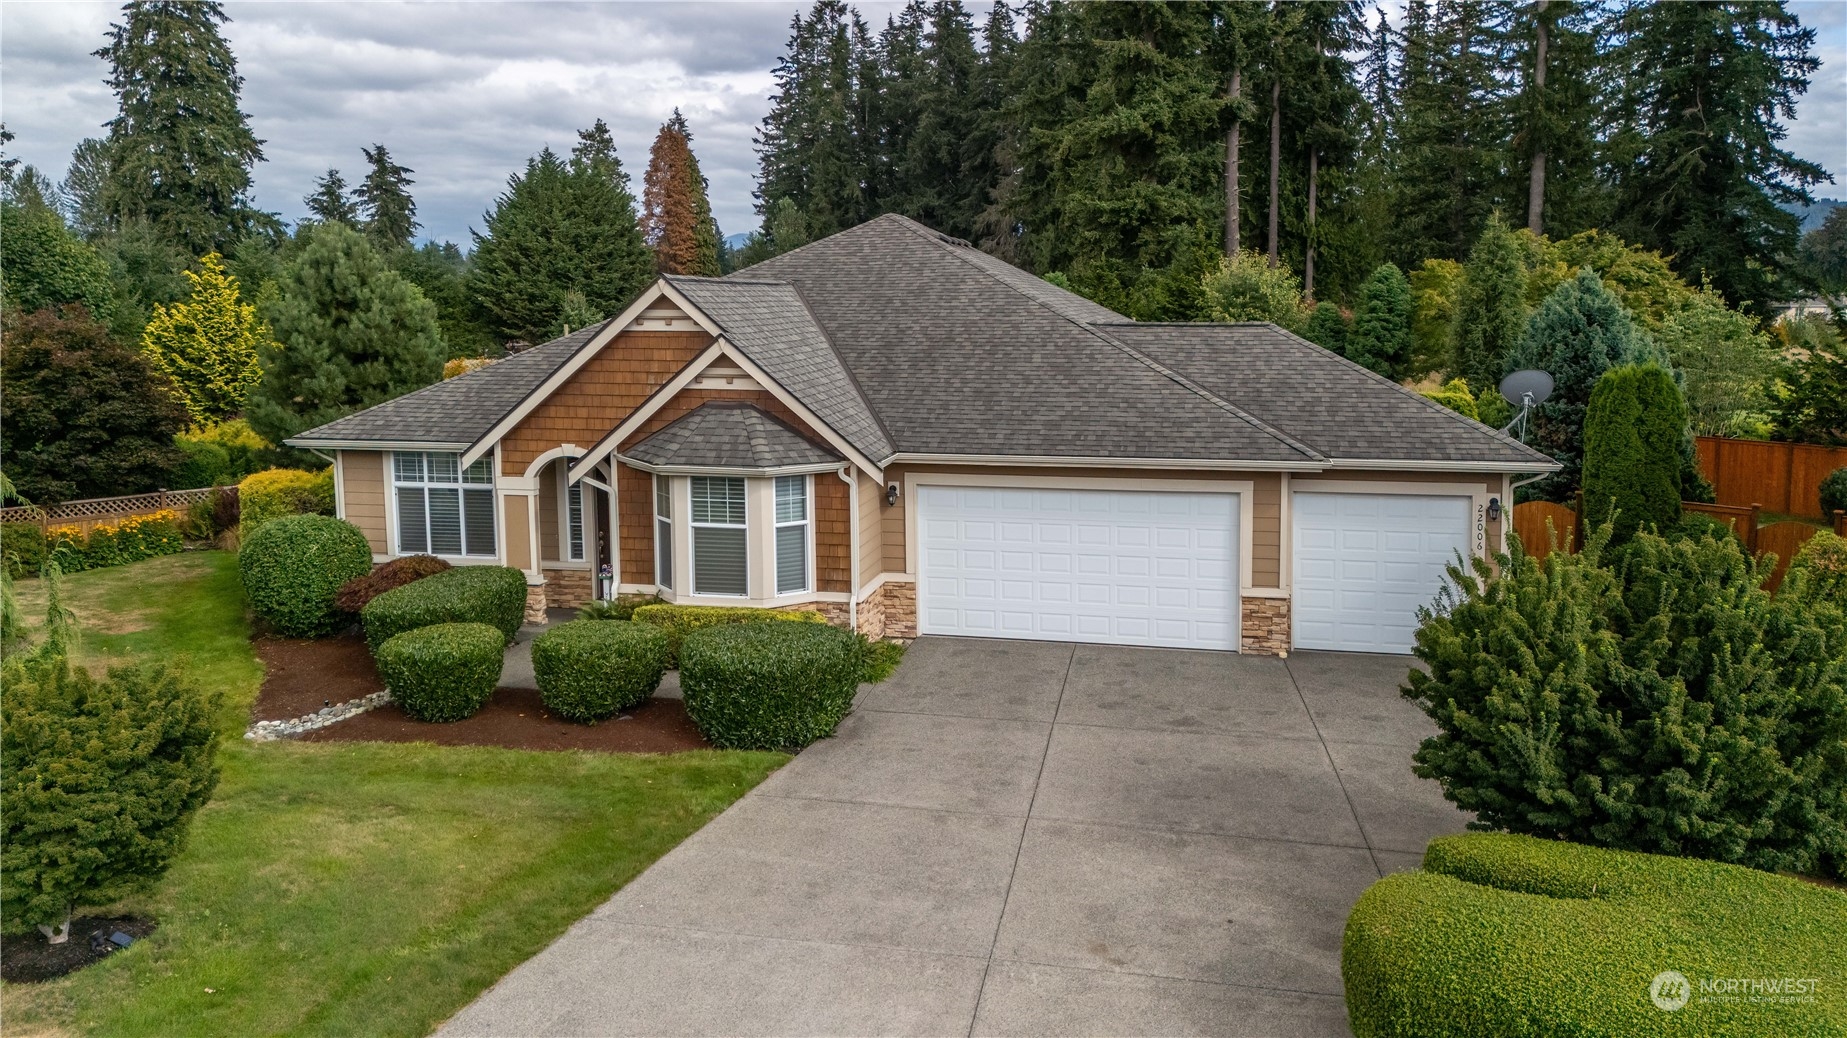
[{"xmin": 441, "ymin": 637, "xmax": 1471, "ymax": 1038}]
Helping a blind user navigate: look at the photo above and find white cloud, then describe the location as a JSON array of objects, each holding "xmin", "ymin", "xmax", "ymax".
[{"xmin": 2, "ymin": 0, "xmax": 1837, "ymax": 250}]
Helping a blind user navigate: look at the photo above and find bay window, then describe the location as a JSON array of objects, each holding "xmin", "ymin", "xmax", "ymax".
[
  {"xmin": 774, "ymin": 475, "xmax": 810, "ymax": 595},
  {"xmin": 654, "ymin": 475, "xmax": 673, "ymax": 590},
  {"xmin": 394, "ymin": 451, "xmax": 495, "ymax": 557},
  {"xmin": 690, "ymin": 476, "xmax": 747, "ymax": 596}
]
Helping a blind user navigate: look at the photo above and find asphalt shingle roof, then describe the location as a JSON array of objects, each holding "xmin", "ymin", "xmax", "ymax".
[
  {"xmin": 291, "ymin": 212, "xmax": 1553, "ymax": 472},
  {"xmin": 1098, "ymin": 323, "xmax": 1552, "ymax": 466},
  {"xmin": 738, "ymin": 215, "xmax": 1318, "ymax": 463},
  {"xmin": 663, "ymin": 275, "xmax": 893, "ymax": 463},
  {"xmin": 287, "ymin": 320, "xmax": 612, "ymax": 446},
  {"xmin": 622, "ymin": 402, "xmax": 842, "ymax": 470}
]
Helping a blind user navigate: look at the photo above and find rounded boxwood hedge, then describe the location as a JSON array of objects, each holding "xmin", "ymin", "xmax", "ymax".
[
  {"xmin": 631, "ymin": 603, "xmax": 825, "ymax": 668},
  {"xmin": 238, "ymin": 514, "xmax": 374, "ymax": 637},
  {"xmin": 1343, "ymin": 833, "xmax": 1847, "ymax": 1038},
  {"xmin": 373, "ymin": 622, "xmax": 504, "ymax": 722},
  {"xmin": 361, "ymin": 565, "xmax": 528, "ymax": 652},
  {"xmin": 679, "ymin": 621, "xmax": 861, "ymax": 750},
  {"xmin": 531, "ymin": 620, "xmax": 671, "ymax": 723}
]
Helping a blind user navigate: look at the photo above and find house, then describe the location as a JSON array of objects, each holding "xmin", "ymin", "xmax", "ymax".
[{"xmin": 288, "ymin": 215, "xmax": 1555, "ymax": 655}]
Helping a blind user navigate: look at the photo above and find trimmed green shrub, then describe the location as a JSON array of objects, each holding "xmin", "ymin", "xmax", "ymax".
[
  {"xmin": 1343, "ymin": 833, "xmax": 1847, "ymax": 1038},
  {"xmin": 2, "ymin": 522, "xmax": 47, "ymax": 579},
  {"xmin": 373, "ymin": 622, "xmax": 503, "ymax": 722},
  {"xmin": 531, "ymin": 620, "xmax": 671, "ymax": 723},
  {"xmin": 1407, "ymin": 522, "xmax": 1847, "ymax": 876},
  {"xmin": 1, "ymin": 656, "xmax": 221, "ymax": 940},
  {"xmin": 172, "ymin": 420, "xmax": 269, "ymax": 490},
  {"xmin": 361, "ymin": 565, "xmax": 528, "ymax": 651},
  {"xmin": 1582, "ymin": 363, "xmax": 1685, "ymax": 542},
  {"xmin": 576, "ymin": 593, "xmax": 661, "ymax": 622},
  {"xmin": 1822, "ymin": 466, "xmax": 1847, "ymax": 519},
  {"xmin": 238, "ymin": 514, "xmax": 373, "ymax": 637},
  {"xmin": 631, "ymin": 603, "xmax": 825, "ymax": 668},
  {"xmin": 1787, "ymin": 530, "xmax": 1847, "ymax": 608},
  {"xmin": 334, "ymin": 554, "xmax": 450, "ymax": 613},
  {"xmin": 1418, "ymin": 378, "xmax": 1480, "ymax": 421},
  {"xmin": 680, "ymin": 622, "xmax": 862, "ymax": 750},
  {"xmin": 237, "ymin": 467, "xmax": 334, "ymax": 539}
]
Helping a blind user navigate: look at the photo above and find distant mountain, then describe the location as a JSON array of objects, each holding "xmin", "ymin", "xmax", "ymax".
[
  {"xmin": 1785, "ymin": 198, "xmax": 1842, "ymax": 234},
  {"xmin": 724, "ymin": 232, "xmax": 751, "ymax": 250}
]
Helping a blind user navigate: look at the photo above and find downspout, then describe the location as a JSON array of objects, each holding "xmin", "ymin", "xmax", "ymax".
[{"xmin": 839, "ymin": 465, "xmax": 858, "ymax": 634}]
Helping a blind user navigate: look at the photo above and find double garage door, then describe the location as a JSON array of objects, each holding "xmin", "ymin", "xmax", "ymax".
[{"xmin": 917, "ymin": 482, "xmax": 1470, "ymax": 655}]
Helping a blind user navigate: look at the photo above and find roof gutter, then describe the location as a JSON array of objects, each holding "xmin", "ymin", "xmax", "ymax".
[
  {"xmin": 882, "ymin": 452, "xmax": 1324, "ymax": 472},
  {"xmin": 616, "ymin": 457, "xmax": 847, "ymax": 479},
  {"xmin": 1320, "ymin": 457, "xmax": 1561, "ymax": 474},
  {"xmin": 284, "ymin": 438, "xmax": 472, "ymax": 452}
]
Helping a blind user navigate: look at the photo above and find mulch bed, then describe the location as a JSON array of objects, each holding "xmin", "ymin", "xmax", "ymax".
[
  {"xmin": 300, "ymin": 688, "xmax": 709, "ymax": 753},
  {"xmin": 254, "ymin": 632, "xmax": 709, "ymax": 753},
  {"xmin": 1, "ymin": 917, "xmax": 157, "ymax": 983}
]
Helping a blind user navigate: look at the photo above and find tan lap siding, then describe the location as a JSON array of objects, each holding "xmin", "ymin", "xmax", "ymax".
[
  {"xmin": 340, "ymin": 450, "xmax": 388, "ymax": 554},
  {"xmin": 499, "ymin": 330, "xmax": 715, "ymax": 477},
  {"xmin": 857, "ymin": 473, "xmax": 884, "ymax": 586},
  {"xmin": 877, "ymin": 465, "xmax": 1285, "ymax": 589}
]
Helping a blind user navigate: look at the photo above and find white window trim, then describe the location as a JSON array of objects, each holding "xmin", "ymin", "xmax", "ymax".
[
  {"xmin": 390, "ymin": 449, "xmax": 499, "ymax": 560},
  {"xmin": 773, "ymin": 474, "xmax": 813, "ymax": 597},
  {"xmin": 689, "ymin": 475, "xmax": 750, "ymax": 598}
]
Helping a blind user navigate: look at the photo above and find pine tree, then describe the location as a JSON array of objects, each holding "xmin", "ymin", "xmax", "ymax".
[
  {"xmin": 1348, "ymin": 261, "xmax": 1413, "ymax": 378},
  {"xmin": 1582, "ymin": 364, "xmax": 1685, "ymax": 541},
  {"xmin": 303, "ymin": 168, "xmax": 359, "ymax": 227},
  {"xmin": 1507, "ymin": 267, "xmax": 1659, "ymax": 501},
  {"xmin": 469, "ymin": 136, "xmax": 653, "ymax": 343},
  {"xmin": 642, "ymin": 111, "xmax": 722, "ymax": 276},
  {"xmin": 356, "ymin": 144, "xmax": 418, "ymax": 250},
  {"xmin": 139, "ymin": 253, "xmax": 267, "ymax": 423},
  {"xmin": 93, "ymin": 1, "xmax": 265, "ymax": 255},
  {"xmin": 1608, "ymin": 1, "xmax": 1826, "ymax": 315},
  {"xmin": 756, "ymin": 2, "xmax": 878, "ymax": 242},
  {"xmin": 1507, "ymin": 0, "xmax": 1605, "ymax": 237},
  {"xmin": 246, "ymin": 222, "xmax": 443, "ymax": 448},
  {"xmin": 60, "ymin": 138, "xmax": 111, "ymax": 241},
  {"xmin": 1450, "ymin": 215, "xmax": 1528, "ymax": 391},
  {"xmin": 393, "ymin": 242, "xmax": 496, "ymax": 360}
]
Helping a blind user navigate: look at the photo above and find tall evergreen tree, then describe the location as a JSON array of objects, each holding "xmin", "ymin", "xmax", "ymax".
[
  {"xmin": 303, "ymin": 168, "xmax": 359, "ymax": 227},
  {"xmin": 93, "ymin": 1, "xmax": 266, "ymax": 255},
  {"xmin": 1607, "ymin": 1, "xmax": 1827, "ymax": 315},
  {"xmin": 887, "ymin": 2, "xmax": 984, "ymax": 237},
  {"xmin": 1348, "ymin": 261, "xmax": 1413, "ymax": 378},
  {"xmin": 356, "ymin": 144, "xmax": 418, "ymax": 250},
  {"xmin": 642, "ymin": 111, "xmax": 722, "ymax": 276},
  {"xmin": 756, "ymin": 1, "xmax": 878, "ymax": 242},
  {"xmin": 246, "ymin": 222, "xmax": 443, "ymax": 448},
  {"xmin": 1508, "ymin": 0, "xmax": 1605, "ymax": 237},
  {"xmin": 1450, "ymin": 215, "xmax": 1528, "ymax": 391},
  {"xmin": 393, "ymin": 241, "xmax": 496, "ymax": 360},
  {"xmin": 60, "ymin": 138, "xmax": 112, "ymax": 241},
  {"xmin": 1506, "ymin": 267, "xmax": 1659, "ymax": 501},
  {"xmin": 469, "ymin": 133, "xmax": 653, "ymax": 343},
  {"xmin": 1582, "ymin": 363, "xmax": 1685, "ymax": 542}
]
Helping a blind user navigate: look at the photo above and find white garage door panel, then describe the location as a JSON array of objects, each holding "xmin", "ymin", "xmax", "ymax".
[
  {"xmin": 918, "ymin": 486, "xmax": 1238, "ymax": 651},
  {"xmin": 1292, "ymin": 492, "xmax": 1469, "ymax": 654}
]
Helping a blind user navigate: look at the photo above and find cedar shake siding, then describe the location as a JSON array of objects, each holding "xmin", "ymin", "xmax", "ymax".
[{"xmin": 500, "ymin": 329, "xmax": 714, "ymax": 477}]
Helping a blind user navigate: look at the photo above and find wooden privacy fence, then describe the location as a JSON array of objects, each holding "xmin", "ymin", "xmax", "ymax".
[
  {"xmin": 0, "ymin": 486, "xmax": 228, "ymax": 538},
  {"xmin": 1511, "ymin": 499, "xmax": 1847, "ymax": 590},
  {"xmin": 1697, "ymin": 436, "xmax": 1847, "ymax": 519}
]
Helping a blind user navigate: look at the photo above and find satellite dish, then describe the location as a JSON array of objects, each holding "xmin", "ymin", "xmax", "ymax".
[
  {"xmin": 1499, "ymin": 369, "xmax": 1554, "ymax": 406},
  {"xmin": 1497, "ymin": 369, "xmax": 1553, "ymax": 439}
]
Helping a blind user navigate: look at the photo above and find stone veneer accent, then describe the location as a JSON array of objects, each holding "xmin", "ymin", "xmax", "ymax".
[
  {"xmin": 523, "ymin": 582, "xmax": 549, "ymax": 625},
  {"xmin": 780, "ymin": 600, "xmax": 850, "ymax": 626},
  {"xmin": 1240, "ymin": 596, "xmax": 1290, "ymax": 655},
  {"xmin": 851, "ymin": 581, "xmax": 916, "ymax": 640},
  {"xmin": 542, "ymin": 568, "xmax": 594, "ymax": 610}
]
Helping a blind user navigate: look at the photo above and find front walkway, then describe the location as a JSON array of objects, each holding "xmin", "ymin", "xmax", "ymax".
[{"xmin": 440, "ymin": 637, "xmax": 1470, "ymax": 1037}]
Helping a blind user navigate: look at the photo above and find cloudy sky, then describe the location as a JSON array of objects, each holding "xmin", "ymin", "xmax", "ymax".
[{"xmin": 3, "ymin": 1, "xmax": 1842, "ymax": 247}]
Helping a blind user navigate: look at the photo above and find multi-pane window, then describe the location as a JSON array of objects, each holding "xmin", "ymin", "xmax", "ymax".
[
  {"xmin": 566, "ymin": 481, "xmax": 585, "ymax": 561},
  {"xmin": 394, "ymin": 452, "xmax": 495, "ymax": 557},
  {"xmin": 774, "ymin": 475, "xmax": 810, "ymax": 595},
  {"xmin": 690, "ymin": 476, "xmax": 747, "ymax": 596},
  {"xmin": 654, "ymin": 475, "xmax": 673, "ymax": 590}
]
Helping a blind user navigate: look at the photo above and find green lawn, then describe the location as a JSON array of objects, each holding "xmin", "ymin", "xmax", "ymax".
[{"xmin": 4, "ymin": 551, "xmax": 787, "ymax": 1037}]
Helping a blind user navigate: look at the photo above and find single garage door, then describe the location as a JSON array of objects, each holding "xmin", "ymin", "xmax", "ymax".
[
  {"xmin": 1292, "ymin": 492, "xmax": 1470, "ymax": 654},
  {"xmin": 917, "ymin": 485, "xmax": 1239, "ymax": 650}
]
